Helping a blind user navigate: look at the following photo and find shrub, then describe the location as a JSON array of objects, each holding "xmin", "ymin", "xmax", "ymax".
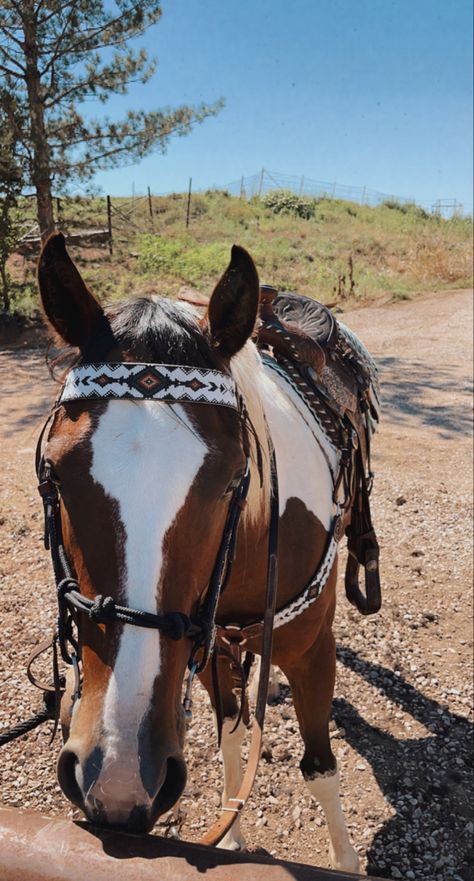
[
  {"xmin": 382, "ymin": 199, "xmax": 430, "ymax": 220},
  {"xmin": 262, "ymin": 189, "xmax": 316, "ymax": 220}
]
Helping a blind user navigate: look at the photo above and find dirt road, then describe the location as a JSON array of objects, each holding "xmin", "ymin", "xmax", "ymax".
[{"xmin": 0, "ymin": 288, "xmax": 472, "ymax": 880}]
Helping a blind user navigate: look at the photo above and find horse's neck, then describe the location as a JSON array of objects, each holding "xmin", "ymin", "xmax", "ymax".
[
  {"xmin": 219, "ymin": 356, "xmax": 338, "ymax": 622},
  {"xmin": 254, "ymin": 363, "xmax": 338, "ymax": 534}
]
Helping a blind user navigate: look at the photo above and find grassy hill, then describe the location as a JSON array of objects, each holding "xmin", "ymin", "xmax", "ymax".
[{"xmin": 10, "ymin": 189, "xmax": 473, "ymax": 315}]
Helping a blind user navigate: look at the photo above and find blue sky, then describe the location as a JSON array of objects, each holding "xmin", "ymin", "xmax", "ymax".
[{"xmin": 92, "ymin": 0, "xmax": 473, "ymax": 210}]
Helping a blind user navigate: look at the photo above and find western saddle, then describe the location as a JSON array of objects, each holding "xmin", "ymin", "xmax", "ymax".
[{"xmin": 257, "ymin": 285, "xmax": 381, "ymax": 615}]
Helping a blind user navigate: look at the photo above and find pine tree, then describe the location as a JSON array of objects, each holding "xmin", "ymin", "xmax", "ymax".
[
  {"xmin": 0, "ymin": 1, "xmax": 222, "ymax": 239},
  {"xmin": 0, "ymin": 91, "xmax": 23, "ymax": 310}
]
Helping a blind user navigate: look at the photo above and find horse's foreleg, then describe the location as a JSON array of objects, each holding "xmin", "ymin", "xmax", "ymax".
[
  {"xmin": 198, "ymin": 665, "xmax": 247, "ymax": 851},
  {"xmin": 248, "ymin": 656, "xmax": 281, "ymax": 704},
  {"xmin": 216, "ymin": 715, "xmax": 247, "ymax": 850},
  {"xmin": 280, "ymin": 627, "xmax": 360, "ymax": 873}
]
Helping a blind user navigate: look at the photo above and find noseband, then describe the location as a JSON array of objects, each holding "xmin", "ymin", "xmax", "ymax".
[{"xmin": 36, "ymin": 361, "xmax": 276, "ymax": 717}]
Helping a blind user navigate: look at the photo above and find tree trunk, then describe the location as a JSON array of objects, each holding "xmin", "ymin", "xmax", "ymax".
[
  {"xmin": 0, "ymin": 262, "xmax": 10, "ymax": 312},
  {"xmin": 22, "ymin": 1, "xmax": 54, "ymax": 241},
  {"xmin": 0, "ymin": 259, "xmax": 11, "ymax": 312}
]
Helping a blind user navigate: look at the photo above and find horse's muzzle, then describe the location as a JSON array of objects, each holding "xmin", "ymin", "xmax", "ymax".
[{"xmin": 57, "ymin": 746, "xmax": 187, "ymax": 833}]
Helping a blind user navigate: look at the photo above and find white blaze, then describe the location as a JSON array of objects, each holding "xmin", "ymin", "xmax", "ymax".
[{"xmin": 89, "ymin": 400, "xmax": 207, "ymax": 812}]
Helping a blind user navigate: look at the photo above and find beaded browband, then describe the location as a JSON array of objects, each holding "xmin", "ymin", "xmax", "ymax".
[{"xmin": 58, "ymin": 363, "xmax": 238, "ymax": 409}]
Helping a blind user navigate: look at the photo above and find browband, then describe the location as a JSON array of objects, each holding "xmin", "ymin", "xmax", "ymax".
[{"xmin": 58, "ymin": 363, "xmax": 238, "ymax": 409}]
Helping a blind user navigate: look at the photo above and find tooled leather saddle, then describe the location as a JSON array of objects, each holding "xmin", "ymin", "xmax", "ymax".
[{"xmin": 257, "ymin": 285, "xmax": 382, "ymax": 616}]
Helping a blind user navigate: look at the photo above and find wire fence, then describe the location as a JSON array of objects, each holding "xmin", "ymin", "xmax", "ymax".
[
  {"xmin": 16, "ymin": 169, "xmax": 468, "ymax": 254},
  {"xmin": 215, "ymin": 168, "xmax": 467, "ymax": 217}
]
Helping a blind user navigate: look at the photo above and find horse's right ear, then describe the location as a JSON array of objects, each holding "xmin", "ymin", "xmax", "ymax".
[
  {"xmin": 206, "ymin": 245, "xmax": 260, "ymax": 359},
  {"xmin": 38, "ymin": 233, "xmax": 104, "ymax": 347}
]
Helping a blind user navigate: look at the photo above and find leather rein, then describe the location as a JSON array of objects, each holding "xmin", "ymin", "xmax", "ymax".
[{"xmin": 34, "ymin": 359, "xmax": 280, "ymax": 846}]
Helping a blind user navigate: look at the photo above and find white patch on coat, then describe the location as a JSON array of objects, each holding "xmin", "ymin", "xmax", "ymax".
[
  {"xmin": 259, "ymin": 364, "xmax": 336, "ymax": 529},
  {"xmin": 305, "ymin": 764, "xmax": 360, "ymax": 873},
  {"xmin": 86, "ymin": 400, "xmax": 207, "ymax": 817},
  {"xmin": 230, "ymin": 343, "xmax": 337, "ymax": 529}
]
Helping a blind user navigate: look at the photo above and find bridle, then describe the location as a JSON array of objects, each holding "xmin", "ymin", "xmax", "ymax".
[{"xmin": 35, "ymin": 360, "xmax": 279, "ymax": 725}]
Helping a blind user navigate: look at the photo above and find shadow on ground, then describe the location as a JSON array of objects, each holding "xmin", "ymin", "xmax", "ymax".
[
  {"xmin": 0, "ymin": 348, "xmax": 55, "ymax": 439},
  {"xmin": 377, "ymin": 356, "xmax": 472, "ymax": 438},
  {"xmin": 334, "ymin": 646, "xmax": 473, "ymax": 880}
]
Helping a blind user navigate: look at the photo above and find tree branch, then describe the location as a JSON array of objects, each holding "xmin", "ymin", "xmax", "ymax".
[
  {"xmin": 39, "ymin": 6, "xmax": 78, "ymax": 78},
  {"xmin": 0, "ymin": 60, "xmax": 25, "ymax": 78},
  {"xmin": 0, "ymin": 42, "xmax": 26, "ymax": 73}
]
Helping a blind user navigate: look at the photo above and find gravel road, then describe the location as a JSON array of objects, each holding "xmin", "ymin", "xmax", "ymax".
[{"xmin": 0, "ymin": 288, "xmax": 472, "ymax": 880}]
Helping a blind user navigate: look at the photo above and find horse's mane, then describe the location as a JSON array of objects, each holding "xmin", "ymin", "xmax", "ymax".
[{"xmin": 48, "ymin": 295, "xmax": 270, "ymax": 523}]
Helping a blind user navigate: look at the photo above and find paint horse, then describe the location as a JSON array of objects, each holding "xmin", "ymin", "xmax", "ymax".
[{"xmin": 37, "ymin": 232, "xmax": 378, "ymax": 873}]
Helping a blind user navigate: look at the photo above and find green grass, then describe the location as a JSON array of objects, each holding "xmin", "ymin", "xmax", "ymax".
[{"xmin": 9, "ymin": 189, "xmax": 473, "ymax": 316}]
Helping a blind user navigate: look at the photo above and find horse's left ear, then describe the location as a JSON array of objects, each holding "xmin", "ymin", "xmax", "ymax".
[
  {"xmin": 206, "ymin": 245, "xmax": 260, "ymax": 359},
  {"xmin": 38, "ymin": 232, "xmax": 104, "ymax": 347}
]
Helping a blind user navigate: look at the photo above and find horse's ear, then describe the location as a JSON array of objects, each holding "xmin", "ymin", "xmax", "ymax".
[
  {"xmin": 206, "ymin": 245, "xmax": 260, "ymax": 358},
  {"xmin": 38, "ymin": 232, "xmax": 104, "ymax": 347}
]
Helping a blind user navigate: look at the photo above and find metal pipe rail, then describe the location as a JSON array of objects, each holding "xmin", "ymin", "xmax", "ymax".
[{"xmin": 0, "ymin": 805, "xmax": 385, "ymax": 881}]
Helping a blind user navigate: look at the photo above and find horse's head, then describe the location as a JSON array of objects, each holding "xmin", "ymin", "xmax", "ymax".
[{"xmin": 37, "ymin": 234, "xmax": 261, "ymax": 831}]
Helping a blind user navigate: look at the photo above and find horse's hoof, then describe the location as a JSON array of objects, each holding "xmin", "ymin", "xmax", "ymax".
[
  {"xmin": 330, "ymin": 844, "xmax": 361, "ymax": 874},
  {"xmin": 217, "ymin": 829, "xmax": 247, "ymax": 852}
]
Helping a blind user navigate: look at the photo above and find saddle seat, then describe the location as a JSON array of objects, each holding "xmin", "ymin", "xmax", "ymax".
[{"xmin": 258, "ymin": 284, "xmax": 380, "ymax": 421}]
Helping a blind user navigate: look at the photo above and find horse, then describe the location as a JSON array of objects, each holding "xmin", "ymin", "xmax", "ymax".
[{"xmin": 36, "ymin": 232, "xmax": 364, "ymax": 873}]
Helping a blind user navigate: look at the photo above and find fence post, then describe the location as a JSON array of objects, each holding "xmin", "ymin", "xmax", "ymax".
[
  {"xmin": 299, "ymin": 176, "xmax": 305, "ymax": 196},
  {"xmin": 240, "ymin": 176, "xmax": 245, "ymax": 200},
  {"xmin": 106, "ymin": 195, "xmax": 113, "ymax": 255},
  {"xmin": 56, "ymin": 197, "xmax": 62, "ymax": 229},
  {"xmin": 147, "ymin": 186, "xmax": 154, "ymax": 220},
  {"xmin": 185, "ymin": 177, "xmax": 192, "ymax": 228},
  {"xmin": 258, "ymin": 168, "xmax": 265, "ymax": 197}
]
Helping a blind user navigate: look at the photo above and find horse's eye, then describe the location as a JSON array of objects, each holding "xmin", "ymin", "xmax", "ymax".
[{"xmin": 223, "ymin": 474, "xmax": 245, "ymax": 497}]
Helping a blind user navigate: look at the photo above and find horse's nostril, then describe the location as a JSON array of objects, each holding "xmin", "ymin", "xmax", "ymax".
[
  {"xmin": 57, "ymin": 747, "xmax": 85, "ymax": 810},
  {"xmin": 154, "ymin": 756, "xmax": 187, "ymax": 817}
]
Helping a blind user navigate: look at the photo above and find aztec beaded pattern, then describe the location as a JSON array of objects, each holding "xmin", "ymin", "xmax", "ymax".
[{"xmin": 58, "ymin": 363, "xmax": 239, "ymax": 409}]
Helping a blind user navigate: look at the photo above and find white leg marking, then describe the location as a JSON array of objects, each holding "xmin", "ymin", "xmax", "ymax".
[
  {"xmin": 305, "ymin": 764, "xmax": 360, "ymax": 873},
  {"xmin": 216, "ymin": 717, "xmax": 247, "ymax": 852},
  {"xmin": 88, "ymin": 401, "xmax": 207, "ymax": 816},
  {"xmin": 248, "ymin": 658, "xmax": 281, "ymax": 704}
]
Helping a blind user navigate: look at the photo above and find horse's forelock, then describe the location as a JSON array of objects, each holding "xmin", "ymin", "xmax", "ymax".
[{"xmin": 108, "ymin": 297, "xmax": 220, "ymax": 368}]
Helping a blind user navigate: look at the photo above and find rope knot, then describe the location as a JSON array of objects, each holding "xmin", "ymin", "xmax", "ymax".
[
  {"xmin": 57, "ymin": 577, "xmax": 79, "ymax": 601},
  {"xmin": 89, "ymin": 595, "xmax": 116, "ymax": 624}
]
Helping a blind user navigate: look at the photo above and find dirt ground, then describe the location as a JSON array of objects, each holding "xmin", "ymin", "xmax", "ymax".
[{"xmin": 0, "ymin": 288, "xmax": 472, "ymax": 880}]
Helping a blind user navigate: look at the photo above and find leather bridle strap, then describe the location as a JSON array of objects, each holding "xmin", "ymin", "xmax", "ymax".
[
  {"xmin": 37, "ymin": 451, "xmax": 251, "ymax": 671},
  {"xmin": 199, "ymin": 436, "xmax": 279, "ymax": 847}
]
